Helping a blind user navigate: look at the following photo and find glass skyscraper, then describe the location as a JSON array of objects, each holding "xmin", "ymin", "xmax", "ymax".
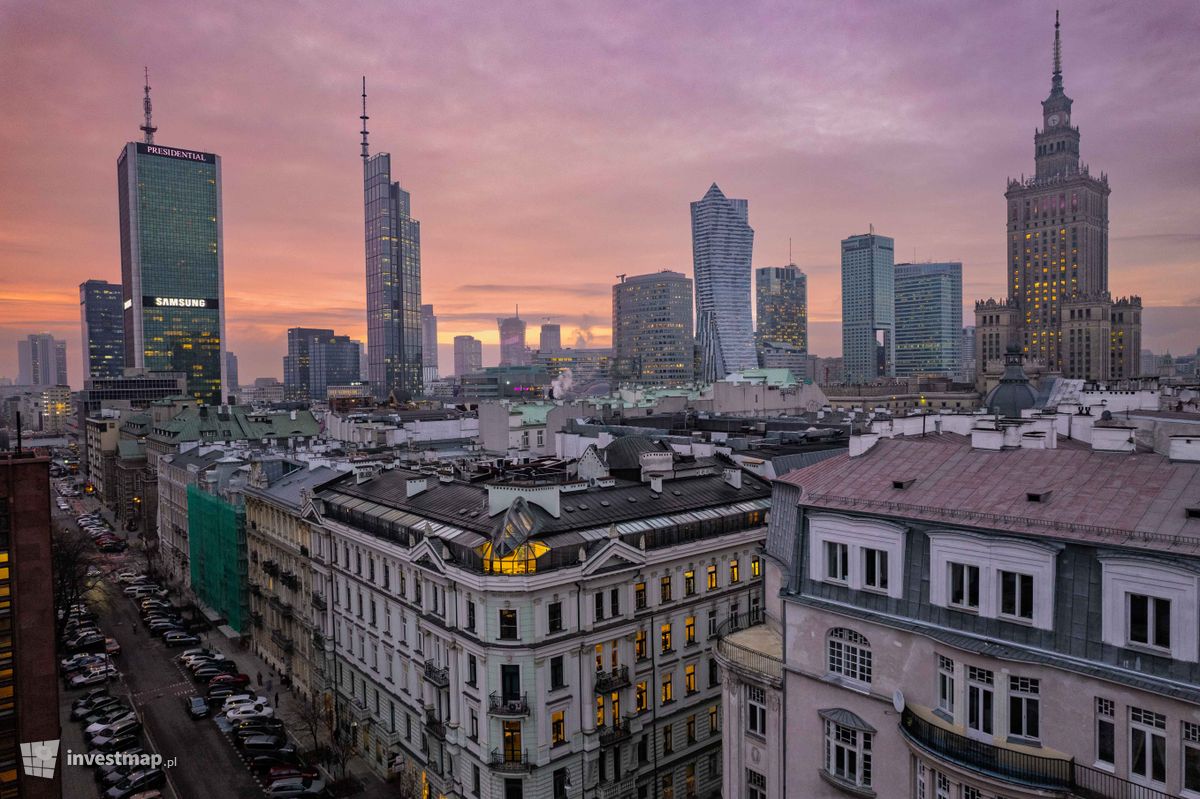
[
  {"xmin": 841, "ymin": 232, "xmax": 895, "ymax": 383},
  {"xmin": 755, "ymin": 265, "xmax": 808, "ymax": 352},
  {"xmin": 118, "ymin": 142, "xmax": 225, "ymax": 405},
  {"xmin": 894, "ymin": 262, "xmax": 963, "ymax": 377},
  {"xmin": 80, "ymin": 279, "xmax": 125, "ymax": 378},
  {"xmin": 284, "ymin": 327, "xmax": 361, "ymax": 401},
  {"xmin": 691, "ymin": 183, "xmax": 756, "ymax": 380},
  {"xmin": 612, "ymin": 270, "xmax": 694, "ymax": 386},
  {"xmin": 364, "ymin": 153, "xmax": 422, "ymax": 400}
]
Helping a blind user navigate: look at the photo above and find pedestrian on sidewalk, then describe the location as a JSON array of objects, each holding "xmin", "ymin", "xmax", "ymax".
[
  {"xmin": 257, "ymin": 671, "xmax": 262, "ymax": 687},
  {"xmin": 274, "ymin": 692, "xmax": 279, "ymax": 707}
]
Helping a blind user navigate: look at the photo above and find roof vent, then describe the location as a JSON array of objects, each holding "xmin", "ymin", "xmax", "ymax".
[
  {"xmin": 1026, "ymin": 490, "xmax": 1053, "ymax": 503},
  {"xmin": 892, "ymin": 478, "xmax": 915, "ymax": 490},
  {"xmin": 1186, "ymin": 507, "xmax": 1200, "ymax": 520},
  {"xmin": 599, "ymin": 500, "xmax": 610, "ymax": 507}
]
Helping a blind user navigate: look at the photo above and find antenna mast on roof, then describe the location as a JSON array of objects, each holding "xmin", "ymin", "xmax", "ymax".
[
  {"xmin": 140, "ymin": 67, "xmax": 157, "ymax": 144},
  {"xmin": 360, "ymin": 76, "xmax": 370, "ymax": 162}
]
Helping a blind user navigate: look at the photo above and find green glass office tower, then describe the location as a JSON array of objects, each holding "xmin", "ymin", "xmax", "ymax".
[{"xmin": 118, "ymin": 141, "xmax": 225, "ymax": 405}]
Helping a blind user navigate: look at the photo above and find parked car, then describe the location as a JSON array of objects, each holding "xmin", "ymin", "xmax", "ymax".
[
  {"xmin": 207, "ymin": 673, "xmax": 250, "ymax": 689},
  {"xmin": 194, "ymin": 663, "xmax": 238, "ymax": 682},
  {"xmin": 250, "ymin": 751, "xmax": 306, "ymax": 774},
  {"xmin": 80, "ymin": 704, "xmax": 131, "ymax": 727},
  {"xmin": 221, "ymin": 694, "xmax": 266, "ymax": 713},
  {"xmin": 86, "ymin": 712, "xmax": 139, "ymax": 737},
  {"xmin": 226, "ymin": 703, "xmax": 274, "ymax": 722},
  {"xmin": 162, "ymin": 631, "xmax": 200, "ymax": 647},
  {"xmin": 265, "ymin": 777, "xmax": 326, "ymax": 797},
  {"xmin": 89, "ymin": 732, "xmax": 142, "ymax": 754},
  {"xmin": 70, "ymin": 665, "xmax": 118, "ymax": 687},
  {"xmin": 266, "ymin": 766, "xmax": 320, "ymax": 785},
  {"xmin": 239, "ymin": 734, "xmax": 288, "ymax": 753},
  {"xmin": 233, "ymin": 717, "xmax": 285, "ymax": 735},
  {"xmin": 61, "ymin": 653, "xmax": 106, "ymax": 675},
  {"xmin": 184, "ymin": 696, "xmax": 209, "ymax": 719},
  {"xmin": 71, "ymin": 687, "xmax": 110, "ymax": 709},
  {"xmin": 104, "ymin": 768, "xmax": 165, "ymax": 799},
  {"xmin": 115, "ymin": 571, "xmax": 144, "ymax": 584},
  {"xmin": 94, "ymin": 747, "xmax": 147, "ymax": 782}
]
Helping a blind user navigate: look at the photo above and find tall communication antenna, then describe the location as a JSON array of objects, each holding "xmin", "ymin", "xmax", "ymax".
[
  {"xmin": 140, "ymin": 67, "xmax": 157, "ymax": 144},
  {"xmin": 360, "ymin": 76, "xmax": 370, "ymax": 162}
]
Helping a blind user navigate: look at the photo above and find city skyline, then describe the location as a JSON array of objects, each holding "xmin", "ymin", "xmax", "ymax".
[{"xmin": 2, "ymin": 1, "xmax": 1198, "ymax": 386}]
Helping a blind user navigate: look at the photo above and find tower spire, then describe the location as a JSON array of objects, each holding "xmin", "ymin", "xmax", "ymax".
[
  {"xmin": 1051, "ymin": 9, "xmax": 1063, "ymax": 94},
  {"xmin": 359, "ymin": 76, "xmax": 370, "ymax": 162},
  {"xmin": 140, "ymin": 66, "xmax": 157, "ymax": 144}
]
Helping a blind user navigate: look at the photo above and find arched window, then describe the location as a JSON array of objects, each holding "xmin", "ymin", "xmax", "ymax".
[{"xmin": 827, "ymin": 628, "xmax": 872, "ymax": 684}]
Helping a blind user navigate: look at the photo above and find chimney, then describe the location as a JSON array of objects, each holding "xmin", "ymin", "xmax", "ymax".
[
  {"xmin": 849, "ymin": 432, "xmax": 880, "ymax": 457},
  {"xmin": 649, "ymin": 474, "xmax": 663, "ymax": 493},
  {"xmin": 1169, "ymin": 436, "xmax": 1200, "ymax": 463},
  {"xmin": 722, "ymin": 467, "xmax": 742, "ymax": 489},
  {"xmin": 1092, "ymin": 424, "xmax": 1136, "ymax": 453}
]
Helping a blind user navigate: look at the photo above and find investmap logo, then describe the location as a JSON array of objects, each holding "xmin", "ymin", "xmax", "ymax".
[{"xmin": 20, "ymin": 739, "xmax": 59, "ymax": 779}]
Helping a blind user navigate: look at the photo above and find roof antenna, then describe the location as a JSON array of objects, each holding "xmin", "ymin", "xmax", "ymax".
[
  {"xmin": 1051, "ymin": 10, "xmax": 1063, "ymax": 93},
  {"xmin": 788, "ymin": 237, "xmax": 793, "ymax": 265},
  {"xmin": 140, "ymin": 67, "xmax": 157, "ymax": 144},
  {"xmin": 360, "ymin": 76, "xmax": 370, "ymax": 162}
]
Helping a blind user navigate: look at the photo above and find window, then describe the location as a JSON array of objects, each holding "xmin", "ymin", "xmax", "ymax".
[
  {"xmin": 685, "ymin": 664, "xmax": 697, "ymax": 695},
  {"xmin": 823, "ymin": 719, "xmax": 872, "ymax": 789},
  {"xmin": 747, "ymin": 685, "xmax": 766, "ymax": 737},
  {"xmin": 661, "ymin": 673, "xmax": 673, "ymax": 704},
  {"xmin": 548, "ymin": 601, "xmax": 563, "ymax": 633},
  {"xmin": 827, "ymin": 628, "xmax": 872, "ymax": 684},
  {"xmin": 1128, "ymin": 594, "xmax": 1171, "ymax": 650},
  {"xmin": 594, "ymin": 592, "xmax": 604, "ymax": 622},
  {"xmin": 1095, "ymin": 697, "xmax": 1115, "ymax": 767},
  {"xmin": 1000, "ymin": 571, "xmax": 1034, "ymax": 620},
  {"xmin": 638, "ymin": 735, "xmax": 649, "ymax": 764},
  {"xmin": 747, "ymin": 769, "xmax": 766, "ymax": 799},
  {"xmin": 1130, "ymin": 707, "xmax": 1166, "ymax": 786},
  {"xmin": 708, "ymin": 657, "xmax": 719, "ymax": 688},
  {"xmin": 949, "ymin": 563, "xmax": 980, "ymax": 610},
  {"xmin": 635, "ymin": 629, "xmax": 647, "ymax": 660},
  {"xmin": 660, "ymin": 623, "xmax": 673, "ymax": 653},
  {"xmin": 1008, "ymin": 677, "xmax": 1040, "ymax": 741},
  {"xmin": 826, "ymin": 541, "xmax": 849, "ymax": 582},
  {"xmin": 1183, "ymin": 720, "xmax": 1200, "ymax": 793},
  {"xmin": 752, "ymin": 557, "xmax": 762, "ymax": 578},
  {"xmin": 709, "ymin": 704, "xmax": 719, "ymax": 733},
  {"xmin": 967, "ymin": 667, "xmax": 994, "ymax": 736},
  {"xmin": 635, "ymin": 681, "xmax": 648, "ymax": 712},
  {"xmin": 660, "ymin": 575, "xmax": 673, "ymax": 603},
  {"xmin": 937, "ymin": 655, "xmax": 955, "ymax": 718},
  {"xmin": 687, "ymin": 714, "xmax": 697, "ymax": 743},
  {"xmin": 663, "ymin": 724, "xmax": 674, "ymax": 754},
  {"xmin": 730, "ymin": 559, "xmax": 740, "ymax": 584},
  {"xmin": 684, "ymin": 570, "xmax": 696, "ymax": 596},
  {"xmin": 962, "ymin": 787, "xmax": 981, "ymax": 799},
  {"xmin": 552, "ymin": 711, "xmax": 566, "ymax": 746},
  {"xmin": 610, "ymin": 587, "xmax": 621, "ymax": 617},
  {"xmin": 550, "ymin": 655, "xmax": 564, "ymax": 690},
  {"xmin": 499, "ymin": 609, "xmax": 518, "ymax": 640},
  {"xmin": 707, "ymin": 565, "xmax": 718, "ymax": 590},
  {"xmin": 596, "ymin": 695, "xmax": 605, "ymax": 727},
  {"xmin": 473, "ymin": 765, "xmax": 481, "ymax": 797},
  {"xmin": 708, "ymin": 609, "xmax": 718, "ymax": 638},
  {"xmin": 553, "ymin": 768, "xmax": 568, "ymax": 799},
  {"xmin": 685, "ymin": 616, "xmax": 696, "ymax": 645},
  {"xmin": 595, "ymin": 643, "xmax": 604, "ymax": 671},
  {"xmin": 936, "ymin": 772, "xmax": 950, "ymax": 799},
  {"xmin": 635, "ymin": 582, "xmax": 646, "ymax": 609},
  {"xmin": 863, "ymin": 548, "xmax": 888, "ymax": 591},
  {"xmin": 662, "ymin": 772, "xmax": 674, "ymax": 799},
  {"xmin": 470, "ymin": 709, "xmax": 479, "ymax": 740},
  {"xmin": 468, "ymin": 654, "xmax": 478, "ymax": 686},
  {"xmin": 467, "ymin": 600, "xmax": 476, "ymax": 632}
]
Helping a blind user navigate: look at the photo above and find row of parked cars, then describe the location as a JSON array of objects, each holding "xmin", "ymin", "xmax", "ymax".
[
  {"xmin": 79, "ymin": 511, "xmax": 128, "ymax": 553},
  {"xmin": 177, "ymin": 649, "xmax": 327, "ymax": 797},
  {"xmin": 70, "ymin": 688, "xmax": 165, "ymax": 799},
  {"xmin": 120, "ymin": 572, "xmax": 207, "ymax": 648}
]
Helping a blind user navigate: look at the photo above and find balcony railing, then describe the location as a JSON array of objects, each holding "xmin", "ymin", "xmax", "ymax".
[
  {"xmin": 311, "ymin": 631, "xmax": 325, "ymax": 649},
  {"xmin": 247, "ymin": 582, "xmax": 262, "ymax": 597},
  {"xmin": 714, "ymin": 611, "xmax": 782, "ymax": 684},
  {"xmin": 598, "ymin": 719, "xmax": 631, "ymax": 747},
  {"xmin": 271, "ymin": 629, "xmax": 294, "ymax": 653},
  {"xmin": 595, "ymin": 665, "xmax": 630, "ymax": 693},
  {"xmin": 310, "ymin": 593, "xmax": 327, "ymax": 611},
  {"xmin": 900, "ymin": 708, "xmax": 1173, "ymax": 799},
  {"xmin": 269, "ymin": 595, "xmax": 293, "ymax": 618},
  {"xmin": 489, "ymin": 749, "xmax": 531, "ymax": 773},
  {"xmin": 424, "ymin": 710, "xmax": 446, "ymax": 740},
  {"xmin": 250, "ymin": 611, "xmax": 264, "ymax": 629},
  {"xmin": 262, "ymin": 560, "xmax": 280, "ymax": 577},
  {"xmin": 488, "ymin": 692, "xmax": 530, "ymax": 717},
  {"xmin": 423, "ymin": 660, "xmax": 449, "ymax": 687}
]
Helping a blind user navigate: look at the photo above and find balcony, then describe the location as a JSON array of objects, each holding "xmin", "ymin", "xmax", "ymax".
[
  {"xmin": 248, "ymin": 582, "xmax": 262, "ymax": 597},
  {"xmin": 488, "ymin": 692, "xmax": 530, "ymax": 717},
  {"xmin": 271, "ymin": 629, "xmax": 294, "ymax": 654},
  {"xmin": 280, "ymin": 572, "xmax": 300, "ymax": 591},
  {"xmin": 598, "ymin": 719, "xmax": 631, "ymax": 747},
  {"xmin": 714, "ymin": 612, "xmax": 783, "ymax": 686},
  {"xmin": 262, "ymin": 560, "xmax": 280, "ymax": 577},
  {"xmin": 594, "ymin": 665, "xmax": 630, "ymax": 693},
  {"xmin": 310, "ymin": 593, "xmax": 327, "ymax": 611},
  {"xmin": 900, "ymin": 708, "xmax": 1174, "ymax": 799},
  {"xmin": 489, "ymin": 749, "xmax": 531, "ymax": 773},
  {"xmin": 250, "ymin": 611, "xmax": 264, "ymax": 629},
  {"xmin": 311, "ymin": 631, "xmax": 325, "ymax": 649},
  {"xmin": 269, "ymin": 595, "xmax": 294, "ymax": 618},
  {"xmin": 423, "ymin": 660, "xmax": 449, "ymax": 688},
  {"xmin": 424, "ymin": 710, "xmax": 446, "ymax": 741}
]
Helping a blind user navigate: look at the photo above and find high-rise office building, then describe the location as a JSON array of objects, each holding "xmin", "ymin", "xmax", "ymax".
[
  {"xmin": 985, "ymin": 13, "xmax": 1140, "ymax": 380},
  {"xmin": 421, "ymin": 304, "xmax": 438, "ymax": 385},
  {"xmin": 453, "ymin": 335, "xmax": 483, "ymax": 376},
  {"xmin": 691, "ymin": 183, "xmax": 756, "ymax": 379},
  {"xmin": 498, "ymin": 313, "xmax": 529, "ymax": 366},
  {"xmin": 894, "ymin": 262, "xmax": 963, "ymax": 377},
  {"xmin": 841, "ymin": 232, "xmax": 895, "ymax": 382},
  {"xmin": 612, "ymin": 270, "xmax": 694, "ymax": 386},
  {"xmin": 15, "ymin": 334, "xmax": 67, "ymax": 387},
  {"xmin": 361, "ymin": 81, "xmax": 422, "ymax": 401},
  {"xmin": 755, "ymin": 264, "xmax": 808, "ymax": 355},
  {"xmin": 960, "ymin": 326, "xmax": 977, "ymax": 382},
  {"xmin": 538, "ymin": 323, "xmax": 561, "ymax": 353},
  {"xmin": 118, "ymin": 76, "xmax": 225, "ymax": 405},
  {"xmin": 79, "ymin": 280, "xmax": 125, "ymax": 379},
  {"xmin": 0, "ymin": 451, "xmax": 61, "ymax": 799},
  {"xmin": 283, "ymin": 328, "xmax": 361, "ymax": 401},
  {"xmin": 225, "ymin": 350, "xmax": 240, "ymax": 393}
]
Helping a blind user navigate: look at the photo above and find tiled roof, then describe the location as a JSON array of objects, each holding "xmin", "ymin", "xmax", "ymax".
[{"xmin": 778, "ymin": 436, "xmax": 1200, "ymax": 550}]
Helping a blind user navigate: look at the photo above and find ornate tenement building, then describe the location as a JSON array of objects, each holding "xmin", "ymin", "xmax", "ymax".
[{"xmin": 977, "ymin": 14, "xmax": 1141, "ymax": 382}]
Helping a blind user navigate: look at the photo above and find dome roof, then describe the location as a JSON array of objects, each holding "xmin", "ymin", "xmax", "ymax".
[{"xmin": 985, "ymin": 345, "xmax": 1037, "ymax": 418}]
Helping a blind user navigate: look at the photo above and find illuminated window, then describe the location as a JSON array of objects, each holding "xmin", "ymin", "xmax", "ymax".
[
  {"xmin": 707, "ymin": 565, "xmax": 718, "ymax": 590},
  {"xmin": 684, "ymin": 570, "xmax": 695, "ymax": 595},
  {"xmin": 685, "ymin": 616, "xmax": 696, "ymax": 645},
  {"xmin": 685, "ymin": 664, "xmax": 697, "ymax": 694},
  {"xmin": 635, "ymin": 681, "xmax": 648, "ymax": 712},
  {"xmin": 661, "ymin": 673, "xmax": 673, "ymax": 704},
  {"xmin": 660, "ymin": 575, "xmax": 673, "ymax": 603},
  {"xmin": 552, "ymin": 711, "xmax": 566, "ymax": 745},
  {"xmin": 661, "ymin": 623, "xmax": 673, "ymax": 653},
  {"xmin": 635, "ymin": 629, "xmax": 647, "ymax": 660},
  {"xmin": 730, "ymin": 560, "xmax": 740, "ymax": 584},
  {"xmin": 635, "ymin": 582, "xmax": 646, "ymax": 609},
  {"xmin": 751, "ymin": 558, "xmax": 761, "ymax": 578}
]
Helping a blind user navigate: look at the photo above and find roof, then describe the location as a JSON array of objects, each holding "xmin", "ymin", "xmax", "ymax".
[
  {"xmin": 602, "ymin": 436, "xmax": 669, "ymax": 471},
  {"xmin": 148, "ymin": 405, "xmax": 319, "ymax": 445},
  {"xmin": 779, "ymin": 436, "xmax": 1200, "ymax": 550},
  {"xmin": 116, "ymin": 440, "xmax": 144, "ymax": 459},
  {"xmin": 249, "ymin": 464, "xmax": 345, "ymax": 509}
]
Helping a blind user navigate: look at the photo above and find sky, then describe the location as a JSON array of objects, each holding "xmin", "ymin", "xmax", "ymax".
[{"xmin": 1, "ymin": 0, "xmax": 1198, "ymax": 387}]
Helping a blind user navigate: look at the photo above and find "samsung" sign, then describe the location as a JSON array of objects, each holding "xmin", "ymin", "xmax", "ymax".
[{"xmin": 143, "ymin": 296, "xmax": 219, "ymax": 309}]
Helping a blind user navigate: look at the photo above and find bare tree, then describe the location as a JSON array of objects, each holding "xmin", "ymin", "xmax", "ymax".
[{"xmin": 51, "ymin": 526, "xmax": 103, "ymax": 645}]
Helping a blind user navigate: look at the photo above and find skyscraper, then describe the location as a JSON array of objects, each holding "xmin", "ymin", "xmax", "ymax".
[
  {"xmin": 691, "ymin": 184, "xmax": 756, "ymax": 379},
  {"xmin": 79, "ymin": 280, "xmax": 125, "ymax": 379},
  {"xmin": 612, "ymin": 271, "xmax": 694, "ymax": 386},
  {"xmin": 16, "ymin": 333, "xmax": 67, "ymax": 387},
  {"xmin": 498, "ymin": 313, "xmax": 528, "ymax": 366},
  {"xmin": 841, "ymin": 231, "xmax": 895, "ymax": 383},
  {"xmin": 284, "ymin": 328, "xmax": 361, "ymax": 401},
  {"xmin": 225, "ymin": 350, "xmax": 240, "ymax": 393},
  {"xmin": 118, "ymin": 74, "xmax": 225, "ymax": 405},
  {"xmin": 987, "ymin": 12, "xmax": 1140, "ymax": 380},
  {"xmin": 453, "ymin": 335, "xmax": 483, "ymax": 376},
  {"xmin": 755, "ymin": 264, "xmax": 808, "ymax": 354},
  {"xmin": 539, "ymin": 323, "xmax": 561, "ymax": 353},
  {"xmin": 421, "ymin": 304, "xmax": 439, "ymax": 384},
  {"xmin": 361, "ymin": 80, "xmax": 422, "ymax": 401},
  {"xmin": 893, "ymin": 262, "xmax": 963, "ymax": 377}
]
